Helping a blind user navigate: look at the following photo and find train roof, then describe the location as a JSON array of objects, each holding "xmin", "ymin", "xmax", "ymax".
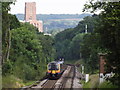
[
  {"xmin": 48, "ymin": 61, "xmax": 63, "ymax": 65},
  {"xmin": 48, "ymin": 61, "xmax": 57, "ymax": 64}
]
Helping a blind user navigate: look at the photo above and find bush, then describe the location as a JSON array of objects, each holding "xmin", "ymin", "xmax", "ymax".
[
  {"xmin": 2, "ymin": 60, "xmax": 13, "ymax": 75},
  {"xmin": 2, "ymin": 75, "xmax": 24, "ymax": 88}
]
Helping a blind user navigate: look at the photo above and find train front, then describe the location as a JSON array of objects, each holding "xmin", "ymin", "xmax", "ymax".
[{"xmin": 47, "ymin": 62, "xmax": 61, "ymax": 79}]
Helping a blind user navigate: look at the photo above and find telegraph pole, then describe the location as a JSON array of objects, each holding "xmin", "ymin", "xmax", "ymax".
[{"xmin": 85, "ymin": 24, "xmax": 88, "ymax": 34}]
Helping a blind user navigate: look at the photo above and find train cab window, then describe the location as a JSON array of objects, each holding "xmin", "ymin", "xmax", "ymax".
[{"xmin": 48, "ymin": 63, "xmax": 59, "ymax": 70}]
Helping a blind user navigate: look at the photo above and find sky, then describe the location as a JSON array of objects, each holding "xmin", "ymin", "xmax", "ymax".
[{"xmin": 10, "ymin": 0, "xmax": 89, "ymax": 14}]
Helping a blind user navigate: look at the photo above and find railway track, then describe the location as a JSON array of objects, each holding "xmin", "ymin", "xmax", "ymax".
[
  {"xmin": 41, "ymin": 80, "xmax": 57, "ymax": 89},
  {"xmin": 22, "ymin": 64, "xmax": 82, "ymax": 89},
  {"xmin": 60, "ymin": 65, "xmax": 76, "ymax": 89}
]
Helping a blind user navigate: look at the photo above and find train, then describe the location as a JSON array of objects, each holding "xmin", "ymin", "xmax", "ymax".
[{"xmin": 46, "ymin": 61, "xmax": 64, "ymax": 79}]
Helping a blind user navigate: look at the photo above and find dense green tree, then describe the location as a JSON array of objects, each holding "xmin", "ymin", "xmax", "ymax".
[
  {"xmin": 2, "ymin": 7, "xmax": 57, "ymax": 83},
  {"xmin": 74, "ymin": 15, "xmax": 99, "ymax": 33},
  {"xmin": 37, "ymin": 34, "xmax": 56, "ymax": 63},
  {"xmin": 8, "ymin": 26, "xmax": 44, "ymax": 80},
  {"xmin": 2, "ymin": 1, "xmax": 57, "ymax": 87},
  {"xmin": 83, "ymin": 0, "xmax": 120, "ymax": 86},
  {"xmin": 21, "ymin": 22, "xmax": 38, "ymax": 33},
  {"xmin": 2, "ymin": 2, "xmax": 12, "ymax": 64},
  {"xmin": 55, "ymin": 15, "xmax": 99, "ymax": 60},
  {"xmin": 80, "ymin": 33, "xmax": 100, "ymax": 73},
  {"xmin": 2, "ymin": 2, "xmax": 17, "ymax": 64},
  {"xmin": 69, "ymin": 33, "xmax": 84, "ymax": 60},
  {"xmin": 9, "ymin": 14, "xmax": 21, "ymax": 30},
  {"xmin": 10, "ymin": 27, "xmax": 43, "ymax": 63}
]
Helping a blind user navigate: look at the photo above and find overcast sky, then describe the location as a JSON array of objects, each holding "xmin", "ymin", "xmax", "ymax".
[{"xmin": 10, "ymin": 0, "xmax": 89, "ymax": 14}]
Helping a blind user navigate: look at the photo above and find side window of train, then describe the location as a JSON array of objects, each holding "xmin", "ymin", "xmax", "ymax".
[{"xmin": 48, "ymin": 64, "xmax": 51, "ymax": 69}]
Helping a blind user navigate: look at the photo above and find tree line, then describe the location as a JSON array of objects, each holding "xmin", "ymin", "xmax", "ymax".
[
  {"xmin": 2, "ymin": 2, "xmax": 55, "ymax": 87},
  {"xmin": 55, "ymin": 15, "xmax": 99, "ymax": 73},
  {"xmin": 55, "ymin": 1, "xmax": 120, "ymax": 87}
]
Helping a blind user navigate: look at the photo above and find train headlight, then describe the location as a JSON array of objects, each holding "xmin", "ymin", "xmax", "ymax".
[{"xmin": 52, "ymin": 70, "xmax": 56, "ymax": 74}]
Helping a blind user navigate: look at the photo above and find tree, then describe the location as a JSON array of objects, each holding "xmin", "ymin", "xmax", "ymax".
[
  {"xmin": 80, "ymin": 33, "xmax": 100, "ymax": 73},
  {"xmin": 7, "ymin": 26, "xmax": 44, "ymax": 80},
  {"xmin": 54, "ymin": 15, "xmax": 99, "ymax": 61},
  {"xmin": 69, "ymin": 33, "xmax": 84, "ymax": 60},
  {"xmin": 9, "ymin": 14, "xmax": 21, "ymax": 30},
  {"xmin": 2, "ymin": 2, "xmax": 14, "ymax": 64},
  {"xmin": 37, "ymin": 34, "xmax": 56, "ymax": 64},
  {"xmin": 83, "ymin": 1, "xmax": 120, "ymax": 86}
]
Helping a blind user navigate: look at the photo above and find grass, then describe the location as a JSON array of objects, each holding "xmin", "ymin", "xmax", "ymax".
[
  {"xmin": 82, "ymin": 74, "xmax": 99, "ymax": 88},
  {"xmin": 2, "ymin": 75, "xmax": 25, "ymax": 88},
  {"xmin": 24, "ymin": 81, "xmax": 36, "ymax": 86},
  {"xmin": 2, "ymin": 75, "xmax": 41, "ymax": 88},
  {"xmin": 98, "ymin": 81, "xmax": 118, "ymax": 88},
  {"xmin": 2, "ymin": 67, "xmax": 47, "ymax": 88},
  {"xmin": 81, "ymin": 74, "xmax": 118, "ymax": 89}
]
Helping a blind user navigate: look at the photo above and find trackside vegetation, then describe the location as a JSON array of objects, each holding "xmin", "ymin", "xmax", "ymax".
[
  {"xmin": 2, "ymin": 0, "xmax": 120, "ymax": 89},
  {"xmin": 2, "ymin": 2, "xmax": 55, "ymax": 88}
]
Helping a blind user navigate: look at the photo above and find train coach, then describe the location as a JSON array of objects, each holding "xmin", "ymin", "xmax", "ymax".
[{"xmin": 46, "ymin": 61, "xmax": 64, "ymax": 79}]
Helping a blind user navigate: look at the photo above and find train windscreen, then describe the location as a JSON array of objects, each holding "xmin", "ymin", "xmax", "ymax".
[{"xmin": 48, "ymin": 63, "xmax": 59, "ymax": 70}]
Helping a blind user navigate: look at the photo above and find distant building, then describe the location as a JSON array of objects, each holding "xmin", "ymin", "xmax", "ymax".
[
  {"xmin": 24, "ymin": 2, "xmax": 43, "ymax": 32},
  {"xmin": 25, "ymin": 2, "xmax": 36, "ymax": 21},
  {"xmin": 29, "ymin": 20, "xmax": 43, "ymax": 32}
]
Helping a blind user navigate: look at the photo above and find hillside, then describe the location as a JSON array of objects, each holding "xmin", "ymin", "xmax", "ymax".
[
  {"xmin": 15, "ymin": 13, "xmax": 91, "ymax": 21},
  {"xmin": 15, "ymin": 13, "xmax": 91, "ymax": 35}
]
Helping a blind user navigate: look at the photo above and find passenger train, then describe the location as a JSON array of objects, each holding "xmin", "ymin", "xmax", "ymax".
[{"xmin": 46, "ymin": 61, "xmax": 64, "ymax": 79}]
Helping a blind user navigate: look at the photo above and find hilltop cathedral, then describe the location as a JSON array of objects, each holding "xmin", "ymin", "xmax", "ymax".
[{"xmin": 24, "ymin": 2, "xmax": 43, "ymax": 32}]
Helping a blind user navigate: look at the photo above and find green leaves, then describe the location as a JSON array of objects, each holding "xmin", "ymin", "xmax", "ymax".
[
  {"xmin": 9, "ymin": 14, "xmax": 21, "ymax": 30},
  {"xmin": 2, "ymin": 2, "xmax": 56, "ymax": 85},
  {"xmin": 38, "ymin": 34, "xmax": 55, "ymax": 63},
  {"xmin": 83, "ymin": 0, "xmax": 120, "ymax": 86},
  {"xmin": 55, "ymin": 15, "xmax": 99, "ymax": 61},
  {"xmin": 10, "ymin": 26, "xmax": 43, "ymax": 63},
  {"xmin": 6, "ymin": 25, "xmax": 41, "ymax": 81}
]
